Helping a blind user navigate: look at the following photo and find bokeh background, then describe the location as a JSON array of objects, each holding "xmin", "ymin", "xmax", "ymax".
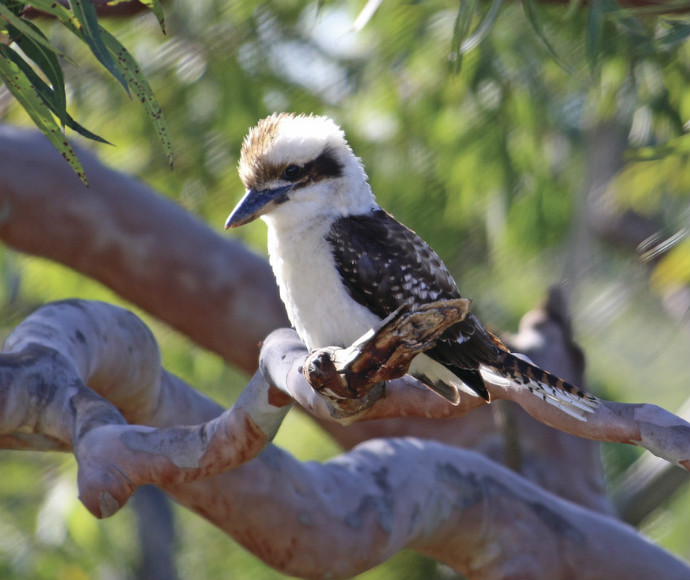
[{"xmin": 1, "ymin": 0, "xmax": 689, "ymax": 578}]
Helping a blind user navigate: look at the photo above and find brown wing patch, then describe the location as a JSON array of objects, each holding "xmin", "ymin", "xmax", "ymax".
[
  {"xmin": 326, "ymin": 209, "xmax": 461, "ymax": 319},
  {"xmin": 326, "ymin": 210, "xmax": 505, "ymax": 381}
]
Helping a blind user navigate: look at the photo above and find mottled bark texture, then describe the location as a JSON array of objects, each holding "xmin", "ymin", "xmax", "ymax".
[
  {"xmin": 1, "ymin": 299, "xmax": 689, "ymax": 579},
  {"xmin": 1, "ymin": 126, "xmax": 689, "ymax": 578}
]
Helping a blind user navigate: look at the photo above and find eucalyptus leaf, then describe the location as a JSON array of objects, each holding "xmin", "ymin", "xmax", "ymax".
[
  {"xmin": 460, "ymin": 0, "xmax": 504, "ymax": 54},
  {"xmin": 0, "ymin": 45, "xmax": 87, "ymax": 185},
  {"xmin": 521, "ymin": 0, "xmax": 570, "ymax": 71},
  {"xmin": 100, "ymin": 28, "xmax": 174, "ymax": 167},
  {"xmin": 5, "ymin": 17, "xmax": 68, "ymax": 127},
  {"xmin": 585, "ymin": 0, "xmax": 604, "ymax": 72},
  {"xmin": 133, "ymin": 0, "xmax": 166, "ymax": 34},
  {"xmin": 5, "ymin": 47, "xmax": 111, "ymax": 144},
  {"xmin": 68, "ymin": 0, "xmax": 129, "ymax": 92},
  {"xmin": 450, "ymin": 0, "xmax": 478, "ymax": 74},
  {"xmin": 22, "ymin": 0, "xmax": 81, "ymax": 31}
]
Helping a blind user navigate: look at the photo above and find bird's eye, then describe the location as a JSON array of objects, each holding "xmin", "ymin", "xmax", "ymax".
[{"xmin": 283, "ymin": 165, "xmax": 304, "ymax": 181}]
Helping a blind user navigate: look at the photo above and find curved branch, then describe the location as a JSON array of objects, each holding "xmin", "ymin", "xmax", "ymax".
[
  {"xmin": 1, "ymin": 300, "xmax": 291, "ymax": 517},
  {"xmin": 0, "ymin": 125, "xmax": 288, "ymax": 374},
  {"xmin": 260, "ymin": 323, "xmax": 690, "ymax": 470},
  {"xmin": 2, "ymin": 128, "xmax": 689, "ymax": 576},
  {"xmin": 2, "ymin": 299, "xmax": 688, "ymax": 579}
]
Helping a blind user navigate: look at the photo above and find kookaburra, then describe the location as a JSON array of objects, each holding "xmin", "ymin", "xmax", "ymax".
[{"xmin": 225, "ymin": 113, "xmax": 598, "ymax": 420}]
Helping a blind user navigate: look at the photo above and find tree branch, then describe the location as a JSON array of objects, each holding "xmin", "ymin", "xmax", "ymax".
[
  {"xmin": 259, "ymin": 311, "xmax": 690, "ymax": 470},
  {"xmin": 2, "ymin": 127, "xmax": 689, "ymax": 576},
  {"xmin": 1, "ymin": 300, "xmax": 688, "ymax": 579},
  {"xmin": 0, "ymin": 125, "xmax": 288, "ymax": 374}
]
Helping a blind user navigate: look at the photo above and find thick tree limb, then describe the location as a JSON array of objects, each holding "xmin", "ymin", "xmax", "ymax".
[
  {"xmin": 0, "ymin": 125, "xmax": 289, "ymax": 374},
  {"xmin": 1, "ymin": 299, "xmax": 688, "ymax": 579},
  {"xmin": 1, "ymin": 126, "xmax": 685, "ymax": 513},
  {"xmin": 261, "ymin": 322, "xmax": 690, "ymax": 470}
]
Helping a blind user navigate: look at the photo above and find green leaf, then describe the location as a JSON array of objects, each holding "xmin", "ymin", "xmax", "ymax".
[
  {"xmin": 460, "ymin": 0, "xmax": 504, "ymax": 54},
  {"xmin": 0, "ymin": 4, "xmax": 63, "ymax": 56},
  {"xmin": 68, "ymin": 0, "xmax": 129, "ymax": 92},
  {"xmin": 100, "ymin": 28, "xmax": 173, "ymax": 167},
  {"xmin": 103, "ymin": 0, "xmax": 166, "ymax": 34},
  {"xmin": 0, "ymin": 45, "xmax": 87, "ymax": 185},
  {"xmin": 521, "ymin": 0, "xmax": 570, "ymax": 72},
  {"xmin": 4, "ymin": 47, "xmax": 111, "ymax": 144},
  {"xmin": 585, "ymin": 0, "xmax": 604, "ymax": 72},
  {"xmin": 449, "ymin": 0, "xmax": 478, "ymax": 74},
  {"xmin": 17, "ymin": 0, "xmax": 169, "ymax": 162},
  {"xmin": 131, "ymin": 0, "xmax": 166, "ymax": 34},
  {"xmin": 22, "ymin": 0, "xmax": 82, "ymax": 32},
  {"xmin": 3, "ymin": 15, "xmax": 68, "ymax": 127},
  {"xmin": 0, "ymin": 0, "xmax": 25, "ymax": 17}
]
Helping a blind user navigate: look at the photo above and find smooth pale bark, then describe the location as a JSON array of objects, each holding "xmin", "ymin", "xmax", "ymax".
[
  {"xmin": 2, "ymin": 126, "xmax": 689, "ymax": 576},
  {"xmin": 1, "ymin": 299, "xmax": 689, "ymax": 579},
  {"xmin": 0, "ymin": 125, "xmax": 288, "ymax": 373}
]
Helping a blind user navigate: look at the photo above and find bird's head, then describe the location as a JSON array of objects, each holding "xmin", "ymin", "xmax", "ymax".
[{"xmin": 225, "ymin": 113, "xmax": 375, "ymax": 230}]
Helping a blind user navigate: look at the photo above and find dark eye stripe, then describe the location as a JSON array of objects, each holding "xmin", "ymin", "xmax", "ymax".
[
  {"xmin": 309, "ymin": 147, "xmax": 343, "ymax": 180},
  {"xmin": 288, "ymin": 148, "xmax": 344, "ymax": 190}
]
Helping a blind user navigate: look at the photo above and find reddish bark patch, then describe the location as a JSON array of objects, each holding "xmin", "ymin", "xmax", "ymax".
[
  {"xmin": 267, "ymin": 384, "xmax": 293, "ymax": 407},
  {"xmin": 232, "ymin": 413, "xmax": 269, "ymax": 466},
  {"xmin": 238, "ymin": 527, "xmax": 300, "ymax": 572},
  {"xmin": 680, "ymin": 459, "xmax": 690, "ymax": 472}
]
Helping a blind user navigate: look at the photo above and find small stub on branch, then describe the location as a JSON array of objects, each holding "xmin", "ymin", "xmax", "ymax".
[{"xmin": 303, "ymin": 298, "xmax": 471, "ymax": 406}]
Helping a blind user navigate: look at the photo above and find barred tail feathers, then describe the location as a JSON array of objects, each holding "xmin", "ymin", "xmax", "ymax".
[{"xmin": 481, "ymin": 352, "xmax": 599, "ymax": 421}]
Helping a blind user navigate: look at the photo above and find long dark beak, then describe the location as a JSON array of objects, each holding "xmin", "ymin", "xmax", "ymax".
[{"xmin": 224, "ymin": 184, "xmax": 293, "ymax": 229}]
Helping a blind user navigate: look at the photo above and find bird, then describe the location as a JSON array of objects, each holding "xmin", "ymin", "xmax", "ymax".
[{"xmin": 225, "ymin": 112, "xmax": 599, "ymax": 420}]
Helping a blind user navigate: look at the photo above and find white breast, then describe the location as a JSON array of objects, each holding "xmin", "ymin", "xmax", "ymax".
[{"xmin": 265, "ymin": 219, "xmax": 380, "ymax": 350}]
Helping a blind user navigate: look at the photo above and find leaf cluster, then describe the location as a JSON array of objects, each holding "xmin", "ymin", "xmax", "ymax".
[{"xmin": 0, "ymin": 0, "xmax": 170, "ymax": 182}]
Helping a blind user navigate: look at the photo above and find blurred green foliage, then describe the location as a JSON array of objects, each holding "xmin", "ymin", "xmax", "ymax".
[
  {"xmin": 0, "ymin": 0, "xmax": 171, "ymax": 181},
  {"xmin": 1, "ymin": 0, "xmax": 690, "ymax": 578}
]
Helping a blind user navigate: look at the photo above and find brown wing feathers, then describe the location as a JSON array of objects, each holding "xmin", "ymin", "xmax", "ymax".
[{"xmin": 326, "ymin": 209, "xmax": 497, "ymax": 399}]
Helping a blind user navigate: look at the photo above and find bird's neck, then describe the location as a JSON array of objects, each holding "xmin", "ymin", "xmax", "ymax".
[{"xmin": 263, "ymin": 199, "xmax": 383, "ymax": 349}]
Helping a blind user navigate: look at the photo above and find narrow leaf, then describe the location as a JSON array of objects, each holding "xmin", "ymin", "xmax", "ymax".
[
  {"xmin": 460, "ymin": 0, "xmax": 504, "ymax": 54},
  {"xmin": 521, "ymin": 0, "xmax": 570, "ymax": 72},
  {"xmin": 100, "ymin": 28, "xmax": 173, "ymax": 167},
  {"xmin": 22, "ymin": 0, "xmax": 82, "ymax": 33},
  {"xmin": 5, "ymin": 17, "xmax": 68, "ymax": 127},
  {"xmin": 68, "ymin": 0, "xmax": 129, "ymax": 92},
  {"xmin": 5, "ymin": 47, "xmax": 111, "ymax": 144},
  {"xmin": 0, "ymin": 0, "xmax": 26, "ymax": 17},
  {"xmin": 0, "ymin": 4, "xmax": 63, "ymax": 56},
  {"xmin": 132, "ymin": 0, "xmax": 166, "ymax": 34},
  {"xmin": 103, "ymin": 0, "xmax": 166, "ymax": 33},
  {"xmin": 0, "ymin": 46, "xmax": 87, "ymax": 184},
  {"xmin": 449, "ymin": 0, "xmax": 478, "ymax": 74},
  {"xmin": 585, "ymin": 0, "xmax": 604, "ymax": 72}
]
